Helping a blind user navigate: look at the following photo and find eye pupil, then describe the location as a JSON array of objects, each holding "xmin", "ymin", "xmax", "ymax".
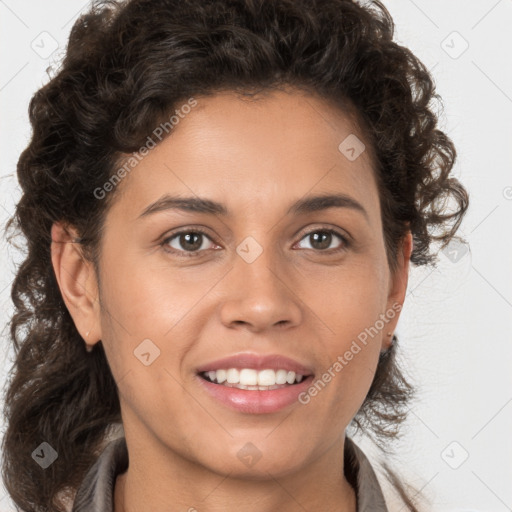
[
  {"xmin": 310, "ymin": 231, "xmax": 331, "ymax": 250},
  {"xmin": 166, "ymin": 228, "xmax": 345, "ymax": 257},
  {"xmin": 180, "ymin": 232, "xmax": 202, "ymax": 251}
]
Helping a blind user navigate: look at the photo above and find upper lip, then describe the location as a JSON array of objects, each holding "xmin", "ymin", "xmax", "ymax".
[{"xmin": 196, "ymin": 352, "xmax": 314, "ymax": 376}]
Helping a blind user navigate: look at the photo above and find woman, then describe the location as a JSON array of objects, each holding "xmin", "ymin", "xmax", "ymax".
[{"xmin": 1, "ymin": 0, "xmax": 469, "ymax": 511}]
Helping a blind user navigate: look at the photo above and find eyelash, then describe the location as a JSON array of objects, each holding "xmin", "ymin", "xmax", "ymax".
[{"xmin": 160, "ymin": 227, "xmax": 350, "ymax": 258}]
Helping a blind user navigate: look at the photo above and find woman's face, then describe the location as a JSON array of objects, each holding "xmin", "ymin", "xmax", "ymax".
[{"xmin": 56, "ymin": 89, "xmax": 411, "ymax": 480}]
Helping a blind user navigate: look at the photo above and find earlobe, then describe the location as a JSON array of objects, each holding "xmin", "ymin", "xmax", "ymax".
[
  {"xmin": 50, "ymin": 222, "xmax": 102, "ymax": 351},
  {"xmin": 382, "ymin": 231, "xmax": 413, "ymax": 350}
]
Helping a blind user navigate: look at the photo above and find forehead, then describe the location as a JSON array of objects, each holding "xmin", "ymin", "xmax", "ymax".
[{"xmin": 108, "ymin": 89, "xmax": 380, "ymax": 223}]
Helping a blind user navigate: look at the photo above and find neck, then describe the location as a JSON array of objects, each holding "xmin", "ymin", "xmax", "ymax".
[{"xmin": 113, "ymin": 436, "xmax": 357, "ymax": 512}]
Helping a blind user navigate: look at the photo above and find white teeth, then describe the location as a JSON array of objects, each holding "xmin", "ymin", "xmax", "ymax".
[
  {"xmin": 239, "ymin": 369, "xmax": 258, "ymax": 386},
  {"xmin": 202, "ymin": 368, "xmax": 307, "ymax": 386},
  {"xmin": 275, "ymin": 369, "xmax": 288, "ymax": 385},
  {"xmin": 257, "ymin": 369, "xmax": 276, "ymax": 386},
  {"xmin": 226, "ymin": 368, "xmax": 239, "ymax": 383}
]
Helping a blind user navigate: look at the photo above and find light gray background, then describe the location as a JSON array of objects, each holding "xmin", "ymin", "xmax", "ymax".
[{"xmin": 1, "ymin": 1, "xmax": 511, "ymax": 511}]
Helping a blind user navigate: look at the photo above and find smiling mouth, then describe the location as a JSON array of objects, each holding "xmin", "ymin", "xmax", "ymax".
[{"xmin": 198, "ymin": 368, "xmax": 310, "ymax": 391}]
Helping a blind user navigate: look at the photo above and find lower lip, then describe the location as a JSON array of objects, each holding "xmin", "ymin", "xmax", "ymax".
[{"xmin": 196, "ymin": 374, "xmax": 315, "ymax": 414}]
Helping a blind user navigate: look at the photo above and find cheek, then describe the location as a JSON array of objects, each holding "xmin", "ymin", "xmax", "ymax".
[
  {"xmin": 307, "ymin": 256, "xmax": 389, "ymax": 342},
  {"xmin": 300, "ymin": 258, "xmax": 388, "ymax": 411},
  {"xmin": 96, "ymin": 249, "xmax": 227, "ymax": 385},
  {"xmin": 99, "ymin": 248, "xmax": 210, "ymax": 335}
]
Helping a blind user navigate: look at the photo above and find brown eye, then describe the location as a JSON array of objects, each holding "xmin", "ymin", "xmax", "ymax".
[
  {"xmin": 162, "ymin": 230, "xmax": 216, "ymax": 257},
  {"xmin": 296, "ymin": 229, "xmax": 349, "ymax": 253},
  {"xmin": 176, "ymin": 232, "xmax": 204, "ymax": 251}
]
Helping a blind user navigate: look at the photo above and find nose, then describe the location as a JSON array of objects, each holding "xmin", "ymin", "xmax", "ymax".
[{"xmin": 219, "ymin": 246, "xmax": 303, "ymax": 333}]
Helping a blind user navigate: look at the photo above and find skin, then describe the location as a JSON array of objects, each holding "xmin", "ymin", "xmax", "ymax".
[{"xmin": 51, "ymin": 88, "xmax": 412, "ymax": 512}]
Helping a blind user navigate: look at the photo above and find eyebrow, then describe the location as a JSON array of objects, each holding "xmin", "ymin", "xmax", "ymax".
[{"xmin": 137, "ymin": 193, "xmax": 368, "ymax": 221}]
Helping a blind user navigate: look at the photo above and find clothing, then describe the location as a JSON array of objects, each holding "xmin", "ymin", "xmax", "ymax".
[{"xmin": 72, "ymin": 436, "xmax": 388, "ymax": 512}]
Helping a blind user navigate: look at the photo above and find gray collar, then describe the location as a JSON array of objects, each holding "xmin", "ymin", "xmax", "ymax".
[{"xmin": 72, "ymin": 436, "xmax": 388, "ymax": 511}]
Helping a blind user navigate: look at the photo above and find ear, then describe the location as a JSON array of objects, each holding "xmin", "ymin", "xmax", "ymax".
[
  {"xmin": 50, "ymin": 222, "xmax": 102, "ymax": 351},
  {"xmin": 381, "ymin": 231, "xmax": 413, "ymax": 350}
]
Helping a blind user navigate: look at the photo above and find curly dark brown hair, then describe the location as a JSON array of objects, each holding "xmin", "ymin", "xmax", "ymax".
[{"xmin": 1, "ymin": 0, "xmax": 468, "ymax": 510}]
